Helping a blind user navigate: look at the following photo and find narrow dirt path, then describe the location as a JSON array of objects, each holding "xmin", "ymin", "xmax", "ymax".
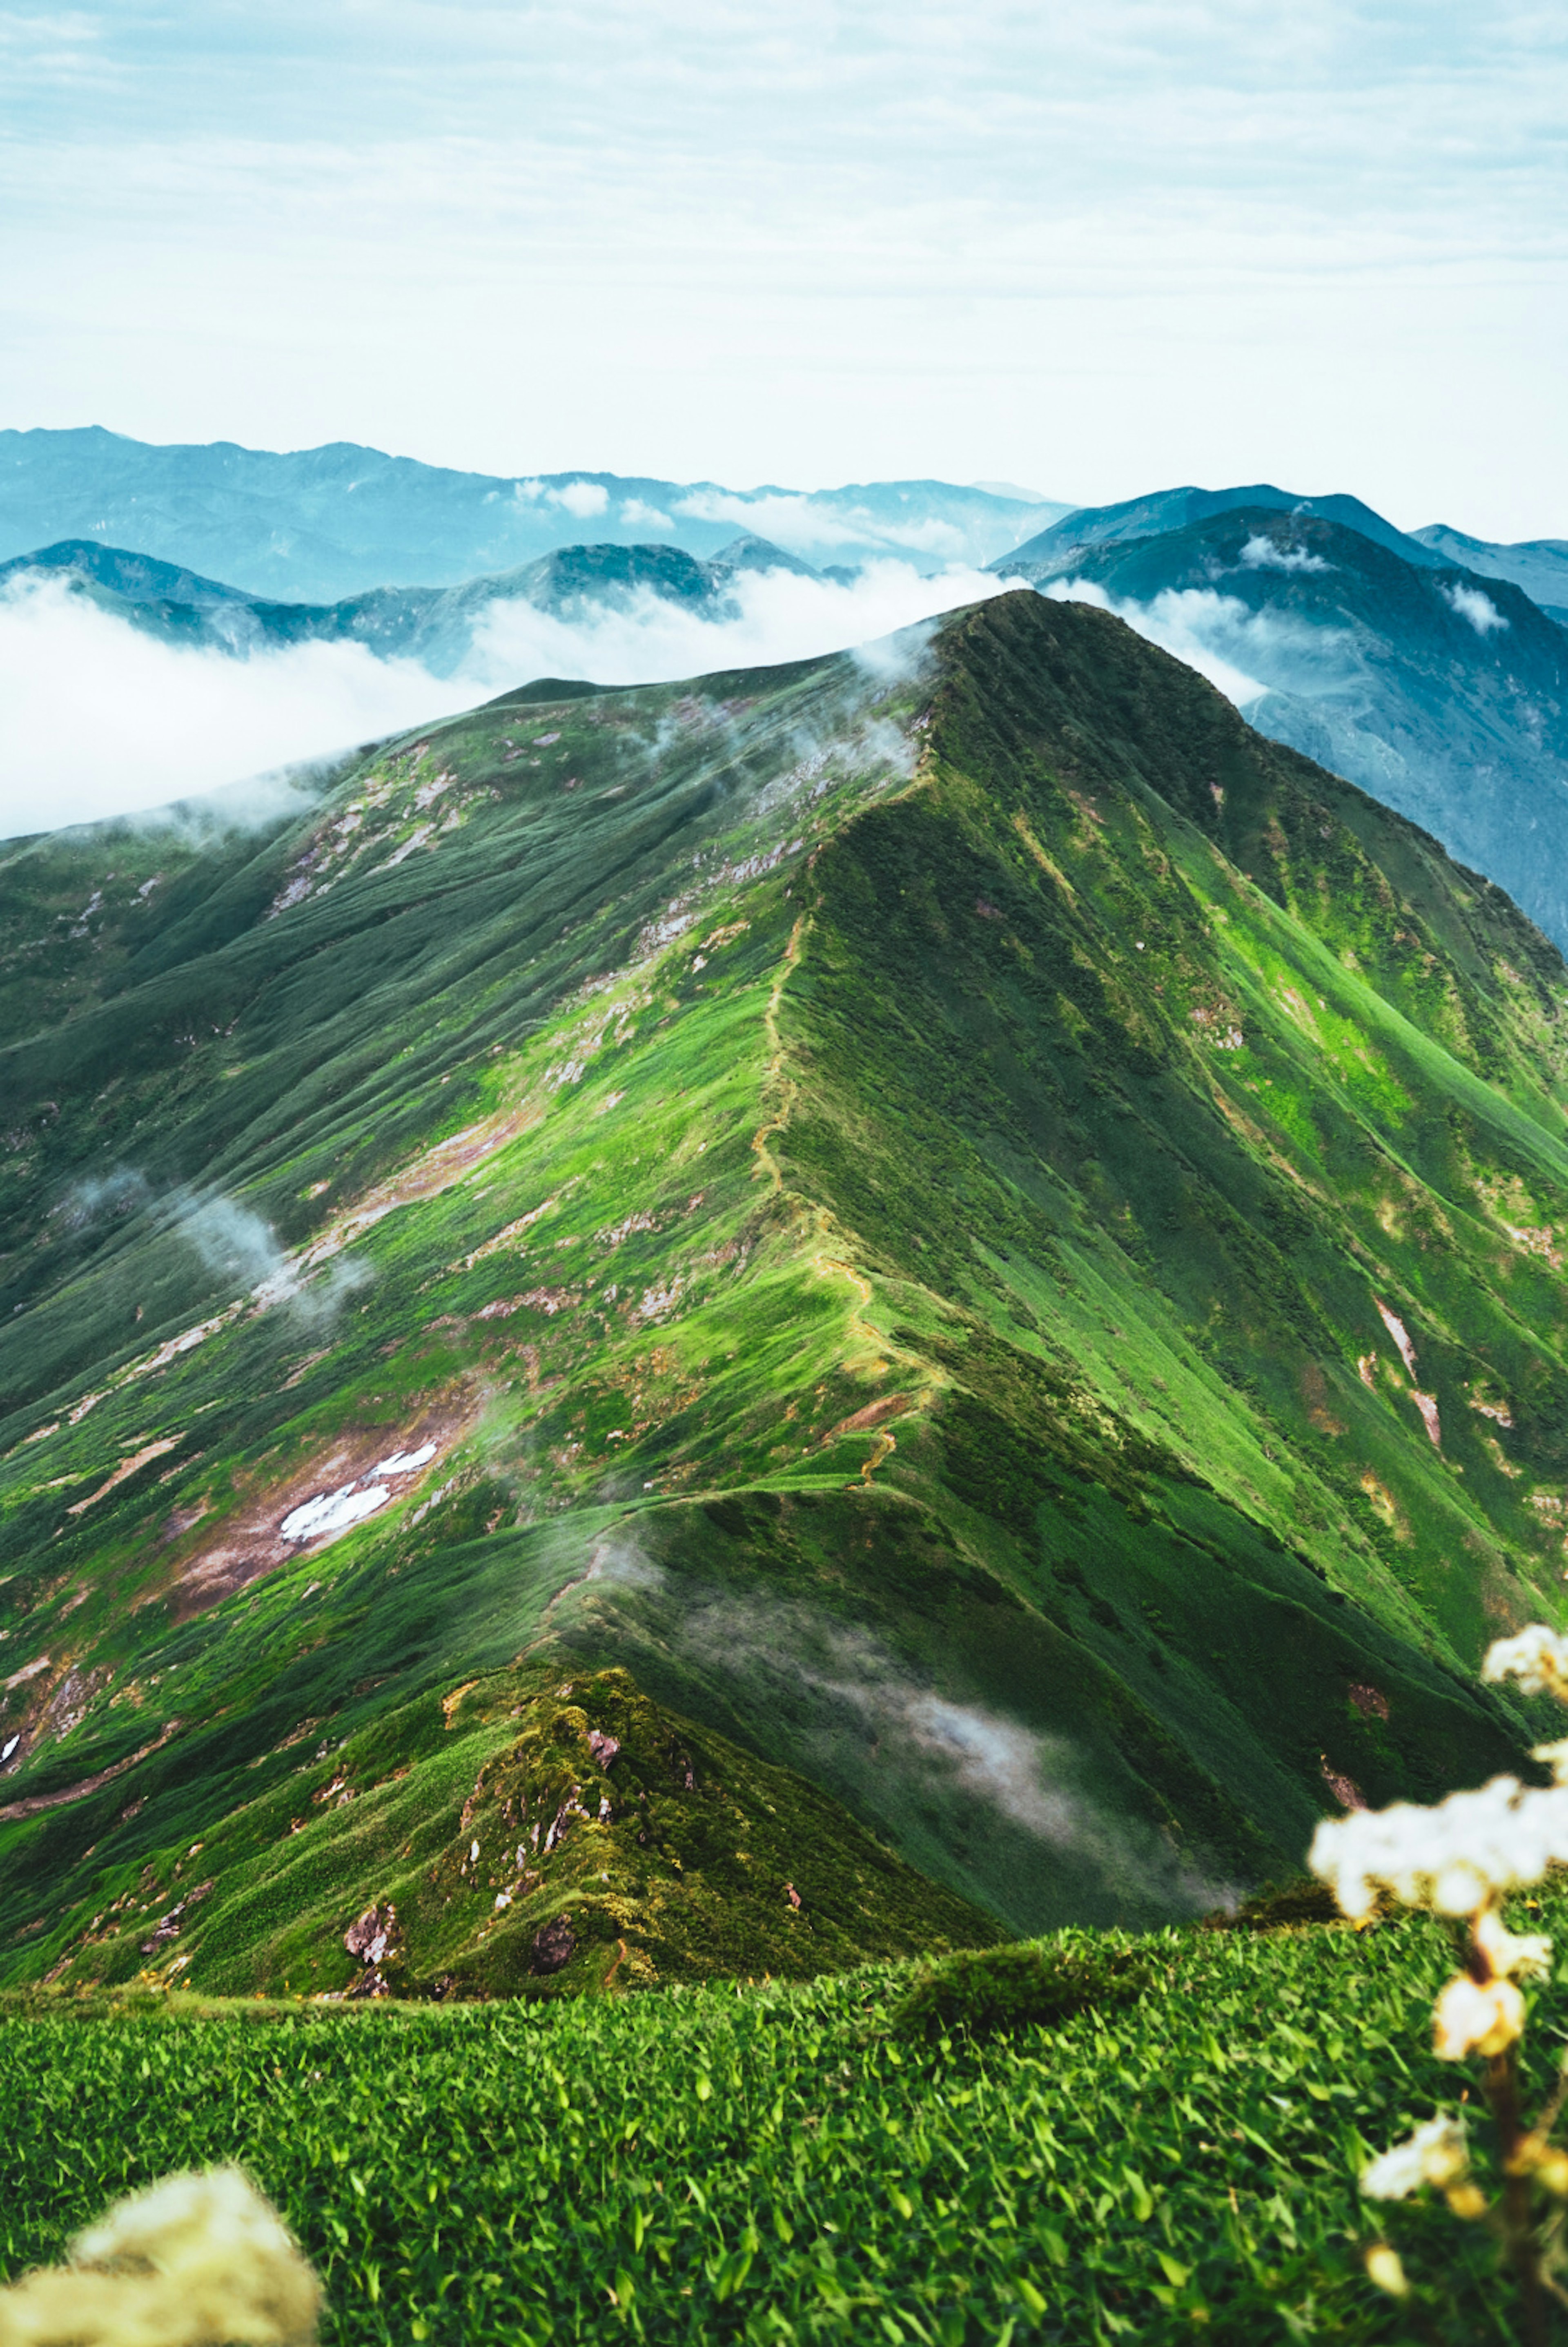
[
  {"xmin": 0, "ymin": 1720, "xmax": 181, "ymax": 1822},
  {"xmin": 750, "ymin": 910, "xmax": 808, "ymax": 1196}
]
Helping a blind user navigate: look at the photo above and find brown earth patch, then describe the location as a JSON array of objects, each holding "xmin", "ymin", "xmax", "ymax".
[
  {"xmin": 163, "ymin": 1403, "xmax": 472, "ymax": 1621},
  {"xmin": 0, "ymin": 1653, "xmax": 115, "ymax": 1780},
  {"xmin": 66, "ymin": 1436, "xmax": 182, "ymax": 1516},
  {"xmin": 1319, "ymin": 1756, "xmax": 1368, "ymax": 1811},
  {"xmin": 265, "ymin": 1101, "xmax": 551, "ymax": 1303},
  {"xmin": 0, "ymin": 1718, "xmax": 181, "ymax": 1822},
  {"xmin": 823, "ymin": 1392, "xmax": 916, "ymax": 1441}
]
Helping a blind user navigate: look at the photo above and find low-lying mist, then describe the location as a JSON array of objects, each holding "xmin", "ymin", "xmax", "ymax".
[
  {"xmin": 0, "ymin": 560, "xmax": 1017, "ymax": 839},
  {"xmin": 1041, "ymin": 573, "xmax": 1344, "ymax": 708},
  {"xmin": 0, "ymin": 574, "xmax": 466, "ymax": 839},
  {"xmin": 556, "ymin": 1535, "xmax": 1234, "ymax": 1929}
]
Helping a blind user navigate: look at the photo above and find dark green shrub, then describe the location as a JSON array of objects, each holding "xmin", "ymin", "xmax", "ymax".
[
  {"xmin": 1201, "ymin": 1876, "xmax": 1348, "ymax": 1932},
  {"xmin": 889, "ymin": 1937, "xmax": 1154, "ymax": 2040}
]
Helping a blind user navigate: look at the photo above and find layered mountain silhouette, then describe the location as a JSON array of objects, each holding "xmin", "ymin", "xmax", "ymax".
[
  {"xmin": 1001, "ymin": 505, "xmax": 1568, "ymax": 953},
  {"xmin": 0, "ymin": 430, "xmax": 1064, "ymax": 599},
  {"xmin": 1, "ymin": 593, "xmax": 1564, "ymax": 1995},
  {"xmin": 1410, "ymin": 524, "xmax": 1568, "ymax": 624},
  {"xmin": 1007, "ymin": 484, "xmax": 1450, "ymax": 573},
  {"xmin": 0, "ymin": 533, "xmax": 824, "ymax": 675}
]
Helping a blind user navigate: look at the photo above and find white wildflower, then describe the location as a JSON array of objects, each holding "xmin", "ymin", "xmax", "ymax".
[
  {"xmin": 1365, "ymin": 2244, "xmax": 1408, "ymax": 2297},
  {"xmin": 1535, "ymin": 1739, "xmax": 1568, "ymax": 1784},
  {"xmin": 0, "ymin": 2165, "xmax": 319, "ymax": 2347},
  {"xmin": 1434, "ymin": 1973, "xmax": 1525, "ymax": 2061},
  {"xmin": 1482, "ymin": 1625, "xmax": 1568, "ymax": 1702},
  {"xmin": 1361, "ymin": 2113, "xmax": 1469, "ymax": 2200},
  {"xmin": 1474, "ymin": 1905, "xmax": 1552, "ymax": 1982},
  {"xmin": 1309, "ymin": 1774, "xmax": 1568, "ymax": 1917}
]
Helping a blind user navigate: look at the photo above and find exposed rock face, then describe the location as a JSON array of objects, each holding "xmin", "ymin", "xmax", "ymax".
[
  {"xmin": 530, "ymin": 1913, "xmax": 576, "ymax": 1974},
  {"xmin": 138, "ymin": 1878, "xmax": 213, "ymax": 1955},
  {"xmin": 344, "ymin": 1901, "xmax": 399, "ymax": 1968},
  {"xmin": 588, "ymin": 1730, "xmax": 620, "ymax": 1769}
]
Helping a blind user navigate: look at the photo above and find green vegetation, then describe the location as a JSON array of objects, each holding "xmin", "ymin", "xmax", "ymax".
[
  {"xmin": 2, "ymin": 591, "xmax": 1567, "ymax": 1989},
  {"xmin": 5, "ymin": 1897, "xmax": 1566, "ymax": 2343},
  {"xmin": 887, "ymin": 1936, "xmax": 1152, "ymax": 2041}
]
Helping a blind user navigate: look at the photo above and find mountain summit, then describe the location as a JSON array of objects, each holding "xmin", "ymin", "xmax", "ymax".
[
  {"xmin": 1002, "ymin": 504, "xmax": 1568, "ymax": 955},
  {"xmin": 1, "ymin": 593, "xmax": 1562, "ymax": 1995}
]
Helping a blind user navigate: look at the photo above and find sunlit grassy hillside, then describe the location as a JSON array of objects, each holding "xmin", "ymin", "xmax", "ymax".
[
  {"xmin": 1, "ymin": 591, "xmax": 1566, "ymax": 1991},
  {"xmin": 2, "ymin": 1896, "xmax": 1557, "ymax": 2345}
]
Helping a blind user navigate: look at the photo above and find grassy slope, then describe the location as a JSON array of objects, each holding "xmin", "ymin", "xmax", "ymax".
[
  {"xmin": 2, "ymin": 1899, "xmax": 1560, "ymax": 2345},
  {"xmin": 1, "ymin": 594, "xmax": 1566, "ymax": 1987}
]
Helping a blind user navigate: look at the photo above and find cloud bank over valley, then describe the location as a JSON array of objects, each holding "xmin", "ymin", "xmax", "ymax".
[{"xmin": 0, "ymin": 559, "xmax": 1015, "ymax": 837}]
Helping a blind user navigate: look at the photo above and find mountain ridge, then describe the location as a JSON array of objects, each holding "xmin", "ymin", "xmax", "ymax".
[
  {"xmin": 2, "ymin": 591, "xmax": 1565, "ymax": 1995},
  {"xmin": 1007, "ymin": 483, "xmax": 1447, "ymax": 574},
  {"xmin": 1001, "ymin": 504, "xmax": 1568, "ymax": 953},
  {"xmin": 1410, "ymin": 522, "xmax": 1568, "ymax": 622},
  {"xmin": 0, "ymin": 532, "xmax": 823, "ymax": 676}
]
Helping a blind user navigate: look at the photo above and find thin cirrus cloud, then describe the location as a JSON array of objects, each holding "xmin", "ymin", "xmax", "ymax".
[
  {"xmin": 0, "ymin": 6, "xmax": 1562, "ymax": 534},
  {"xmin": 0, "ymin": 559, "xmax": 1017, "ymax": 839}
]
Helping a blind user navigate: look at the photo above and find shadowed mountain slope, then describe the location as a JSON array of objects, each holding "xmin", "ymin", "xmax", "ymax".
[
  {"xmin": 1008, "ymin": 484, "xmax": 1444, "ymax": 574},
  {"xmin": 1, "ymin": 593, "xmax": 1566, "ymax": 1994},
  {"xmin": 1003, "ymin": 506, "xmax": 1568, "ymax": 953}
]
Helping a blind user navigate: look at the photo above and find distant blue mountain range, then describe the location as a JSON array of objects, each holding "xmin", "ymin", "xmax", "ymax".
[
  {"xmin": 0, "ymin": 531, "xmax": 826, "ymax": 674},
  {"xmin": 1007, "ymin": 482, "xmax": 1450, "ymax": 573},
  {"xmin": 0, "ymin": 428, "xmax": 1066, "ymax": 601},
  {"xmin": 5, "ymin": 441, "xmax": 1568, "ymax": 953}
]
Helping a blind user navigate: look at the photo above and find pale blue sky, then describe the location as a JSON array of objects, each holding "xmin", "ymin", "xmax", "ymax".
[{"xmin": 2, "ymin": 2, "xmax": 1565, "ymax": 535}]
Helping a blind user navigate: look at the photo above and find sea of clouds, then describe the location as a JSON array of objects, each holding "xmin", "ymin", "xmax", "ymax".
[
  {"xmin": 0, "ymin": 559, "xmax": 1018, "ymax": 839},
  {"xmin": 0, "ymin": 550, "xmax": 1378, "ymax": 841}
]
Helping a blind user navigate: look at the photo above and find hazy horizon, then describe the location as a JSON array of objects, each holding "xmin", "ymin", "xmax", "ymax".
[{"xmin": 2, "ymin": 4, "xmax": 1563, "ymax": 543}]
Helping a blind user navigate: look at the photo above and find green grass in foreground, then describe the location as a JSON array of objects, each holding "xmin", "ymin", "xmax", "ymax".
[{"xmin": 3, "ymin": 1905, "xmax": 1561, "ymax": 2345}]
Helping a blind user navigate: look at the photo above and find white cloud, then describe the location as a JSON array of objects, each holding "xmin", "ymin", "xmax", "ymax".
[
  {"xmin": 509, "ymin": 477, "xmax": 610, "ymax": 519},
  {"xmin": 462, "ymin": 557, "xmax": 1011, "ymax": 693},
  {"xmin": 672, "ymin": 488, "xmax": 969, "ymax": 562},
  {"xmin": 552, "ymin": 479, "xmax": 609, "ymax": 520},
  {"xmin": 0, "ymin": 574, "xmax": 472, "ymax": 837},
  {"xmin": 673, "ymin": 488, "xmax": 860, "ymax": 547},
  {"xmin": 1042, "ymin": 573, "xmax": 1368, "ymax": 718},
  {"xmin": 1240, "ymin": 533, "xmax": 1331, "ymax": 573},
  {"xmin": 619, "ymin": 497, "xmax": 674, "ymax": 531},
  {"xmin": 1443, "ymin": 581, "xmax": 1509, "ymax": 636},
  {"xmin": 1045, "ymin": 576, "xmax": 1270, "ymax": 705},
  {"xmin": 0, "ymin": 558, "xmax": 1016, "ymax": 837}
]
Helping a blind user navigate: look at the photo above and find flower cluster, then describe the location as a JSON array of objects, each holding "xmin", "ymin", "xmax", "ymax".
[
  {"xmin": 0, "ymin": 2165, "xmax": 319, "ymax": 2347},
  {"xmin": 1483, "ymin": 1625, "xmax": 1568, "ymax": 1703},
  {"xmin": 1361, "ymin": 2114, "xmax": 1470, "ymax": 2201},
  {"xmin": 1309, "ymin": 1773, "xmax": 1568, "ymax": 1922},
  {"xmin": 1336, "ymin": 1623, "xmax": 1568, "ymax": 2311}
]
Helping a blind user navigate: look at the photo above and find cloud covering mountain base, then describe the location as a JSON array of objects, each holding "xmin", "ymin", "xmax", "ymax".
[{"xmin": 0, "ymin": 560, "xmax": 1015, "ymax": 838}]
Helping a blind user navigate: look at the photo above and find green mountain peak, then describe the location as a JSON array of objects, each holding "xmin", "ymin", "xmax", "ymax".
[{"xmin": 2, "ymin": 589, "xmax": 1564, "ymax": 1993}]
